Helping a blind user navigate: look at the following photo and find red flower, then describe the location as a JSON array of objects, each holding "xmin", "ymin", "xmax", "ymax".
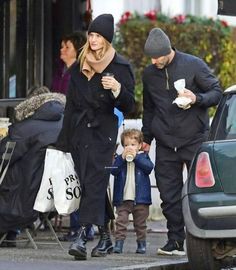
[
  {"xmin": 173, "ymin": 14, "xmax": 186, "ymax": 24},
  {"xmin": 220, "ymin": 20, "xmax": 228, "ymax": 27},
  {"xmin": 119, "ymin": 11, "xmax": 132, "ymax": 25},
  {"xmin": 145, "ymin": 10, "xmax": 157, "ymax": 21}
]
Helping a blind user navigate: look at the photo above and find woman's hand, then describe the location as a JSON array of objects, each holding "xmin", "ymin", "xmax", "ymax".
[{"xmin": 101, "ymin": 75, "xmax": 121, "ymax": 92}]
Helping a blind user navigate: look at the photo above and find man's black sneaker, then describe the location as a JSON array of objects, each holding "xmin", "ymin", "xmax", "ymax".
[{"xmin": 157, "ymin": 239, "xmax": 185, "ymax": 256}]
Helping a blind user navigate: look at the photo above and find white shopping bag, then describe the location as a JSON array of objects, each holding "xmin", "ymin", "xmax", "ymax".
[
  {"xmin": 51, "ymin": 150, "xmax": 81, "ymax": 215},
  {"xmin": 33, "ymin": 148, "xmax": 55, "ymax": 212}
]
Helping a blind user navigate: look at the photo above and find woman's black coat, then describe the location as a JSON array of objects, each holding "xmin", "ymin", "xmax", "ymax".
[
  {"xmin": 0, "ymin": 93, "xmax": 65, "ymax": 232},
  {"xmin": 57, "ymin": 53, "xmax": 135, "ymax": 226}
]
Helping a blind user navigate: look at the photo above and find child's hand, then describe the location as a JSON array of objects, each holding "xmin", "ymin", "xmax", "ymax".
[{"xmin": 122, "ymin": 146, "xmax": 136, "ymax": 160}]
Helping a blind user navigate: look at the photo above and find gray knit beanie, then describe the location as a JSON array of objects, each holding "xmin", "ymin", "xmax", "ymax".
[{"xmin": 144, "ymin": 28, "xmax": 171, "ymax": 58}]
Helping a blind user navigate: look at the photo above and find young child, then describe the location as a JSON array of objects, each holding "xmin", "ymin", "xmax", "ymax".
[{"xmin": 111, "ymin": 128, "xmax": 154, "ymax": 254}]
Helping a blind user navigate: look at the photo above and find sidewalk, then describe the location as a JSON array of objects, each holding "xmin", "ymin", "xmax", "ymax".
[{"xmin": 0, "ymin": 219, "xmax": 189, "ymax": 270}]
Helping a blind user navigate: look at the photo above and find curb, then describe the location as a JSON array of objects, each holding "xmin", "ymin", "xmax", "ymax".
[{"xmin": 108, "ymin": 262, "xmax": 189, "ymax": 270}]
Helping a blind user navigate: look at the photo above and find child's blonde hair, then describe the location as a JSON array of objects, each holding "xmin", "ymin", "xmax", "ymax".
[{"xmin": 120, "ymin": 129, "xmax": 143, "ymax": 147}]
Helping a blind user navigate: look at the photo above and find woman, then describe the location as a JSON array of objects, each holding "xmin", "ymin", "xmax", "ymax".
[
  {"xmin": 51, "ymin": 31, "xmax": 86, "ymax": 94},
  {"xmin": 57, "ymin": 14, "xmax": 135, "ymax": 260},
  {"xmin": 51, "ymin": 31, "xmax": 95, "ymax": 243}
]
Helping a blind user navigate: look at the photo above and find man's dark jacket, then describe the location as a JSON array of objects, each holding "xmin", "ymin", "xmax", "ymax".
[{"xmin": 142, "ymin": 49, "xmax": 223, "ymax": 150}]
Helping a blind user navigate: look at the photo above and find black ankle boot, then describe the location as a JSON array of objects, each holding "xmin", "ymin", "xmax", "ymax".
[
  {"xmin": 91, "ymin": 225, "xmax": 113, "ymax": 257},
  {"xmin": 68, "ymin": 225, "xmax": 87, "ymax": 260}
]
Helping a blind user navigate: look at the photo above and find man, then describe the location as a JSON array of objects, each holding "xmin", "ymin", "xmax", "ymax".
[{"xmin": 142, "ymin": 28, "xmax": 222, "ymax": 255}]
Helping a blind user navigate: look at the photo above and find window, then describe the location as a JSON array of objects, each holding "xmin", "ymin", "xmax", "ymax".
[{"xmin": 215, "ymin": 95, "xmax": 236, "ymax": 140}]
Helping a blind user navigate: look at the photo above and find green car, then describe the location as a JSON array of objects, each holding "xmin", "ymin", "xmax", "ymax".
[{"xmin": 182, "ymin": 85, "xmax": 236, "ymax": 270}]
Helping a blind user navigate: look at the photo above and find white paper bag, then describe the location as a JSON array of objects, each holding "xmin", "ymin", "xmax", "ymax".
[
  {"xmin": 172, "ymin": 96, "xmax": 192, "ymax": 110},
  {"xmin": 174, "ymin": 78, "xmax": 186, "ymax": 94},
  {"xmin": 51, "ymin": 150, "xmax": 81, "ymax": 215},
  {"xmin": 33, "ymin": 148, "xmax": 55, "ymax": 212},
  {"xmin": 173, "ymin": 79, "xmax": 191, "ymax": 109}
]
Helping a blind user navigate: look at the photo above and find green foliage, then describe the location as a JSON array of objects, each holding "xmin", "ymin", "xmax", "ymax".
[{"xmin": 114, "ymin": 11, "xmax": 236, "ymax": 118}]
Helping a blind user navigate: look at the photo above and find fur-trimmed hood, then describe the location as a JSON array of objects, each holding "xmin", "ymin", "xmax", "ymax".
[{"xmin": 15, "ymin": 92, "xmax": 66, "ymax": 122}]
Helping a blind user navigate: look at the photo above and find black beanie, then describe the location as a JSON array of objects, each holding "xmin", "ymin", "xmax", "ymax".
[{"xmin": 88, "ymin": 14, "xmax": 114, "ymax": 43}]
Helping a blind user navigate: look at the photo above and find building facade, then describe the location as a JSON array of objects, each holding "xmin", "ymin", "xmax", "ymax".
[{"xmin": 0, "ymin": 0, "xmax": 90, "ymax": 100}]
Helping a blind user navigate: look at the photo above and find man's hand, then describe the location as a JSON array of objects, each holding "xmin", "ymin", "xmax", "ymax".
[
  {"xmin": 178, "ymin": 88, "xmax": 197, "ymax": 104},
  {"xmin": 142, "ymin": 142, "xmax": 150, "ymax": 152}
]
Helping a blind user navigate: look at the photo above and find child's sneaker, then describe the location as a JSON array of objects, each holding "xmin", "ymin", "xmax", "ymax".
[{"xmin": 157, "ymin": 239, "xmax": 185, "ymax": 256}]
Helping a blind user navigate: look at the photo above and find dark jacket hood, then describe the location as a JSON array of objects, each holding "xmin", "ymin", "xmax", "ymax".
[{"xmin": 14, "ymin": 93, "xmax": 66, "ymax": 122}]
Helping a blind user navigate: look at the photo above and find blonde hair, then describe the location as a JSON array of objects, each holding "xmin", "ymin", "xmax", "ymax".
[
  {"xmin": 121, "ymin": 129, "xmax": 144, "ymax": 147},
  {"xmin": 78, "ymin": 36, "xmax": 111, "ymax": 70}
]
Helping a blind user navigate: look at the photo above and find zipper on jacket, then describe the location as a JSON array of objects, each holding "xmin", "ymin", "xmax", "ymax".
[{"xmin": 165, "ymin": 68, "xmax": 169, "ymax": 90}]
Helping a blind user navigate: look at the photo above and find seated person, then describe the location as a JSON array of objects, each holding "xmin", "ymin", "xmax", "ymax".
[{"xmin": 0, "ymin": 86, "xmax": 66, "ymax": 246}]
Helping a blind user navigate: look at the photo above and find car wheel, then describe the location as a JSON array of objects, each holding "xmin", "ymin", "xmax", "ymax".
[{"xmin": 186, "ymin": 230, "xmax": 221, "ymax": 270}]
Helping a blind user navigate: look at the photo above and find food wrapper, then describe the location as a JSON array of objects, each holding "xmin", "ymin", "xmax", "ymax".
[
  {"xmin": 173, "ymin": 78, "xmax": 191, "ymax": 109},
  {"xmin": 173, "ymin": 96, "xmax": 192, "ymax": 110},
  {"xmin": 174, "ymin": 79, "xmax": 185, "ymax": 94}
]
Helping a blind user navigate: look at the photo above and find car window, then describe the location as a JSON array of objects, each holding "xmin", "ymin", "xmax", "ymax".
[{"xmin": 215, "ymin": 94, "xmax": 236, "ymax": 140}]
